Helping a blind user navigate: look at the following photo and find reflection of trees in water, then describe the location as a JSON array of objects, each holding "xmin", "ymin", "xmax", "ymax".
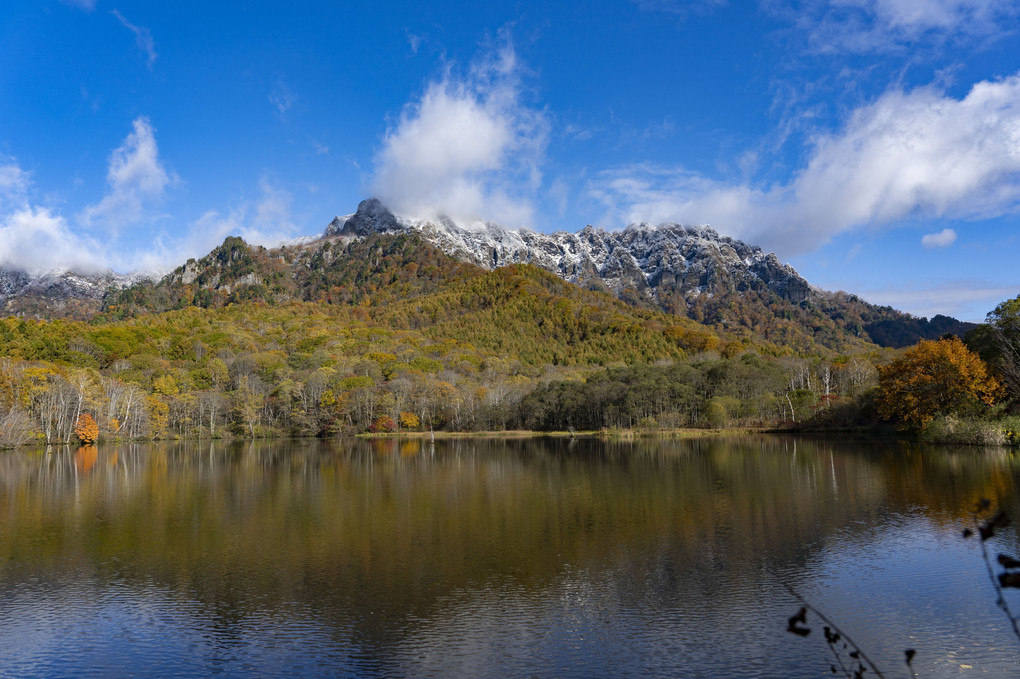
[{"xmin": 0, "ymin": 436, "xmax": 1018, "ymax": 647}]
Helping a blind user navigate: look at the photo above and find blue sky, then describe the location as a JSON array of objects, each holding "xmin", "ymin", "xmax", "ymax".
[{"xmin": 1, "ymin": 0, "xmax": 1019, "ymax": 321}]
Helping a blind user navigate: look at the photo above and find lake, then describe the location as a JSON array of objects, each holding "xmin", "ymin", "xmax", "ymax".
[{"xmin": 1, "ymin": 436, "xmax": 1018, "ymax": 677}]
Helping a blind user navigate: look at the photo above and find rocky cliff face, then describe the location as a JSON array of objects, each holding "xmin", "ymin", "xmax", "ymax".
[
  {"xmin": 0, "ymin": 268, "xmax": 32, "ymax": 301},
  {"xmin": 317, "ymin": 199, "xmax": 979, "ymax": 350},
  {"xmin": 324, "ymin": 199, "xmax": 812, "ymax": 307}
]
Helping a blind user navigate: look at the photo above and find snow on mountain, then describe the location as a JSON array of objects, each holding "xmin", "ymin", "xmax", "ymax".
[
  {"xmin": 0, "ymin": 197, "xmax": 970, "ymax": 349},
  {"xmin": 324, "ymin": 198, "xmax": 812, "ymax": 306},
  {"xmin": 0, "ymin": 195, "xmax": 809, "ymax": 320},
  {"xmin": 0, "ymin": 264, "xmax": 152, "ymax": 318}
]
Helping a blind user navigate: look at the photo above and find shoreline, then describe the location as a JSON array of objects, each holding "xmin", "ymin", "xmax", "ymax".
[
  {"xmin": 6, "ymin": 424, "xmax": 1012, "ymax": 450},
  {"xmin": 3, "ymin": 427, "xmax": 779, "ymax": 451},
  {"xmin": 358, "ymin": 427, "xmax": 773, "ymax": 439}
]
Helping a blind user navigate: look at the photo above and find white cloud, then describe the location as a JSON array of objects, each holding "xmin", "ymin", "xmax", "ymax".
[
  {"xmin": 0, "ymin": 161, "xmax": 30, "ymax": 211},
  {"xmin": 370, "ymin": 38, "xmax": 548, "ymax": 227},
  {"xmin": 242, "ymin": 176, "xmax": 298, "ymax": 246},
  {"xmin": 406, "ymin": 31, "xmax": 423, "ymax": 55},
  {"xmin": 588, "ymin": 165, "xmax": 758, "ymax": 229},
  {"xmin": 113, "ymin": 176, "xmax": 300, "ymax": 275},
  {"xmin": 116, "ymin": 210, "xmax": 232, "ymax": 275},
  {"xmin": 548, "ymin": 178, "xmax": 570, "ymax": 218},
  {"xmin": 80, "ymin": 117, "xmax": 173, "ymax": 234},
  {"xmin": 862, "ymin": 0, "xmax": 1012, "ymax": 31},
  {"xmin": 269, "ymin": 79, "xmax": 295, "ymax": 117},
  {"xmin": 0, "ymin": 154, "xmax": 167, "ymax": 276},
  {"xmin": 111, "ymin": 10, "xmax": 157, "ymax": 66},
  {"xmin": 0, "ymin": 159, "xmax": 106, "ymax": 274},
  {"xmin": 589, "ymin": 71, "xmax": 1020, "ymax": 256},
  {"xmin": 0, "ymin": 207, "xmax": 103, "ymax": 275},
  {"xmin": 0, "ymin": 145, "xmax": 297, "ymax": 277},
  {"xmin": 847, "ymin": 0, "xmax": 1014, "ymax": 33},
  {"xmin": 921, "ymin": 227, "xmax": 957, "ymax": 248},
  {"xmin": 777, "ymin": 0, "xmax": 1019, "ymax": 53}
]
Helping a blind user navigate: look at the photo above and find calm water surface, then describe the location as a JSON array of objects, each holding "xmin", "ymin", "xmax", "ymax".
[{"xmin": 1, "ymin": 436, "xmax": 1019, "ymax": 677}]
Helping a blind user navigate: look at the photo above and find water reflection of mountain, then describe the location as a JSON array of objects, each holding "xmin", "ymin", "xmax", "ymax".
[{"xmin": 1, "ymin": 437, "xmax": 1018, "ymax": 675}]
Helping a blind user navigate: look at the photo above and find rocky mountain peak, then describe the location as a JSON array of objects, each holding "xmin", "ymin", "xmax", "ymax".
[
  {"xmin": 317, "ymin": 200, "xmax": 812, "ymax": 307},
  {"xmin": 325, "ymin": 198, "xmax": 403, "ymax": 238}
]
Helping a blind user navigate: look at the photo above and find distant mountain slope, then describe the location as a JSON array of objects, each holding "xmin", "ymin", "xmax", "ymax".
[
  {"xmin": 100, "ymin": 232, "xmax": 479, "ymax": 316},
  {"xmin": 0, "ymin": 266, "xmax": 147, "ymax": 320},
  {"xmin": 373, "ymin": 263, "xmax": 720, "ymax": 365},
  {"xmin": 324, "ymin": 199, "xmax": 975, "ymax": 350},
  {"xmin": 98, "ymin": 232, "xmax": 721, "ymax": 363},
  {"xmin": 0, "ymin": 197, "xmax": 975, "ymax": 353},
  {"xmin": 860, "ymin": 313, "xmax": 978, "ymax": 349}
]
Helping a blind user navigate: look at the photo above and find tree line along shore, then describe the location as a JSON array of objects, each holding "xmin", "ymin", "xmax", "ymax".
[{"xmin": 2, "ymin": 290, "xmax": 1019, "ymax": 450}]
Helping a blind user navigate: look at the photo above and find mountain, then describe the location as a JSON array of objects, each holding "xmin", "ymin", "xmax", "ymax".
[
  {"xmin": 94, "ymin": 232, "xmax": 719, "ymax": 366},
  {"xmin": 0, "ymin": 266, "xmax": 148, "ymax": 320},
  {"xmin": 328, "ymin": 198, "xmax": 811, "ymax": 305},
  {"xmin": 100, "ymin": 233, "xmax": 479, "ymax": 316},
  {"xmin": 1, "ymin": 197, "xmax": 975, "ymax": 352},
  {"xmin": 323, "ymin": 199, "xmax": 975, "ymax": 350}
]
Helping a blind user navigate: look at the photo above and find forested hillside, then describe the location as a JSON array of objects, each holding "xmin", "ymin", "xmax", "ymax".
[
  {"xmin": 101, "ymin": 233, "xmax": 478, "ymax": 316},
  {"xmin": 0, "ymin": 231, "xmax": 895, "ymax": 447},
  {"xmin": 11, "ymin": 229, "xmax": 1007, "ymax": 448},
  {"xmin": 0, "ymin": 296, "xmax": 884, "ymax": 447}
]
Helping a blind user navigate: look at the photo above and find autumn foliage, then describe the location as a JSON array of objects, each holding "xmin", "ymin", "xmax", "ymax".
[
  {"xmin": 877, "ymin": 337, "xmax": 1004, "ymax": 430},
  {"xmin": 74, "ymin": 413, "xmax": 99, "ymax": 444},
  {"xmin": 369, "ymin": 416, "xmax": 397, "ymax": 433},
  {"xmin": 10, "ymin": 229, "xmax": 1020, "ymax": 444}
]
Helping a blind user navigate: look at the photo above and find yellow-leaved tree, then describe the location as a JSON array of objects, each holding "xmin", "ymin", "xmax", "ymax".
[
  {"xmin": 877, "ymin": 337, "xmax": 1004, "ymax": 430},
  {"xmin": 74, "ymin": 413, "xmax": 99, "ymax": 444}
]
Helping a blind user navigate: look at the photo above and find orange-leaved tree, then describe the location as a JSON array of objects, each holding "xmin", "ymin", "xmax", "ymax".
[
  {"xmin": 74, "ymin": 413, "xmax": 99, "ymax": 444},
  {"xmin": 877, "ymin": 337, "xmax": 1004, "ymax": 430}
]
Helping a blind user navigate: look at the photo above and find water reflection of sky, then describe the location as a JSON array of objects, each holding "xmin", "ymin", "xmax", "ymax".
[
  {"xmin": 803, "ymin": 515, "xmax": 1020, "ymax": 677},
  {"xmin": 1, "ymin": 437, "xmax": 1019, "ymax": 677},
  {"xmin": 1, "ymin": 583, "xmax": 366, "ymax": 678}
]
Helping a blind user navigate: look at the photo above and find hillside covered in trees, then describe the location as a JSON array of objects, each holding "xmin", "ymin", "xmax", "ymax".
[
  {"xmin": 2, "ymin": 228, "xmax": 1015, "ymax": 449},
  {"xmin": 0, "ymin": 231, "xmax": 897, "ymax": 447},
  {"xmin": 0, "ymin": 295, "xmax": 885, "ymax": 447}
]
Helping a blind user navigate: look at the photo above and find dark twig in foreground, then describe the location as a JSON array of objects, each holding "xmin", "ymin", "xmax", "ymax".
[
  {"xmin": 788, "ymin": 500, "xmax": 1020, "ymax": 678},
  {"xmin": 965, "ymin": 499, "xmax": 1020, "ymax": 644},
  {"xmin": 783, "ymin": 583, "xmax": 892, "ymax": 679}
]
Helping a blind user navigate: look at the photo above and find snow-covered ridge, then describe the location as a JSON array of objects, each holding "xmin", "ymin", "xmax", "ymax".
[
  {"xmin": 324, "ymin": 198, "xmax": 811, "ymax": 304},
  {"xmin": 0, "ymin": 265, "xmax": 153, "ymax": 314},
  {"xmin": 0, "ymin": 197, "xmax": 811, "ymax": 318}
]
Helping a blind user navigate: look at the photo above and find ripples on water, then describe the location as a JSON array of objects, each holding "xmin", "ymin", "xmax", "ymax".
[{"xmin": 1, "ymin": 437, "xmax": 1019, "ymax": 677}]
